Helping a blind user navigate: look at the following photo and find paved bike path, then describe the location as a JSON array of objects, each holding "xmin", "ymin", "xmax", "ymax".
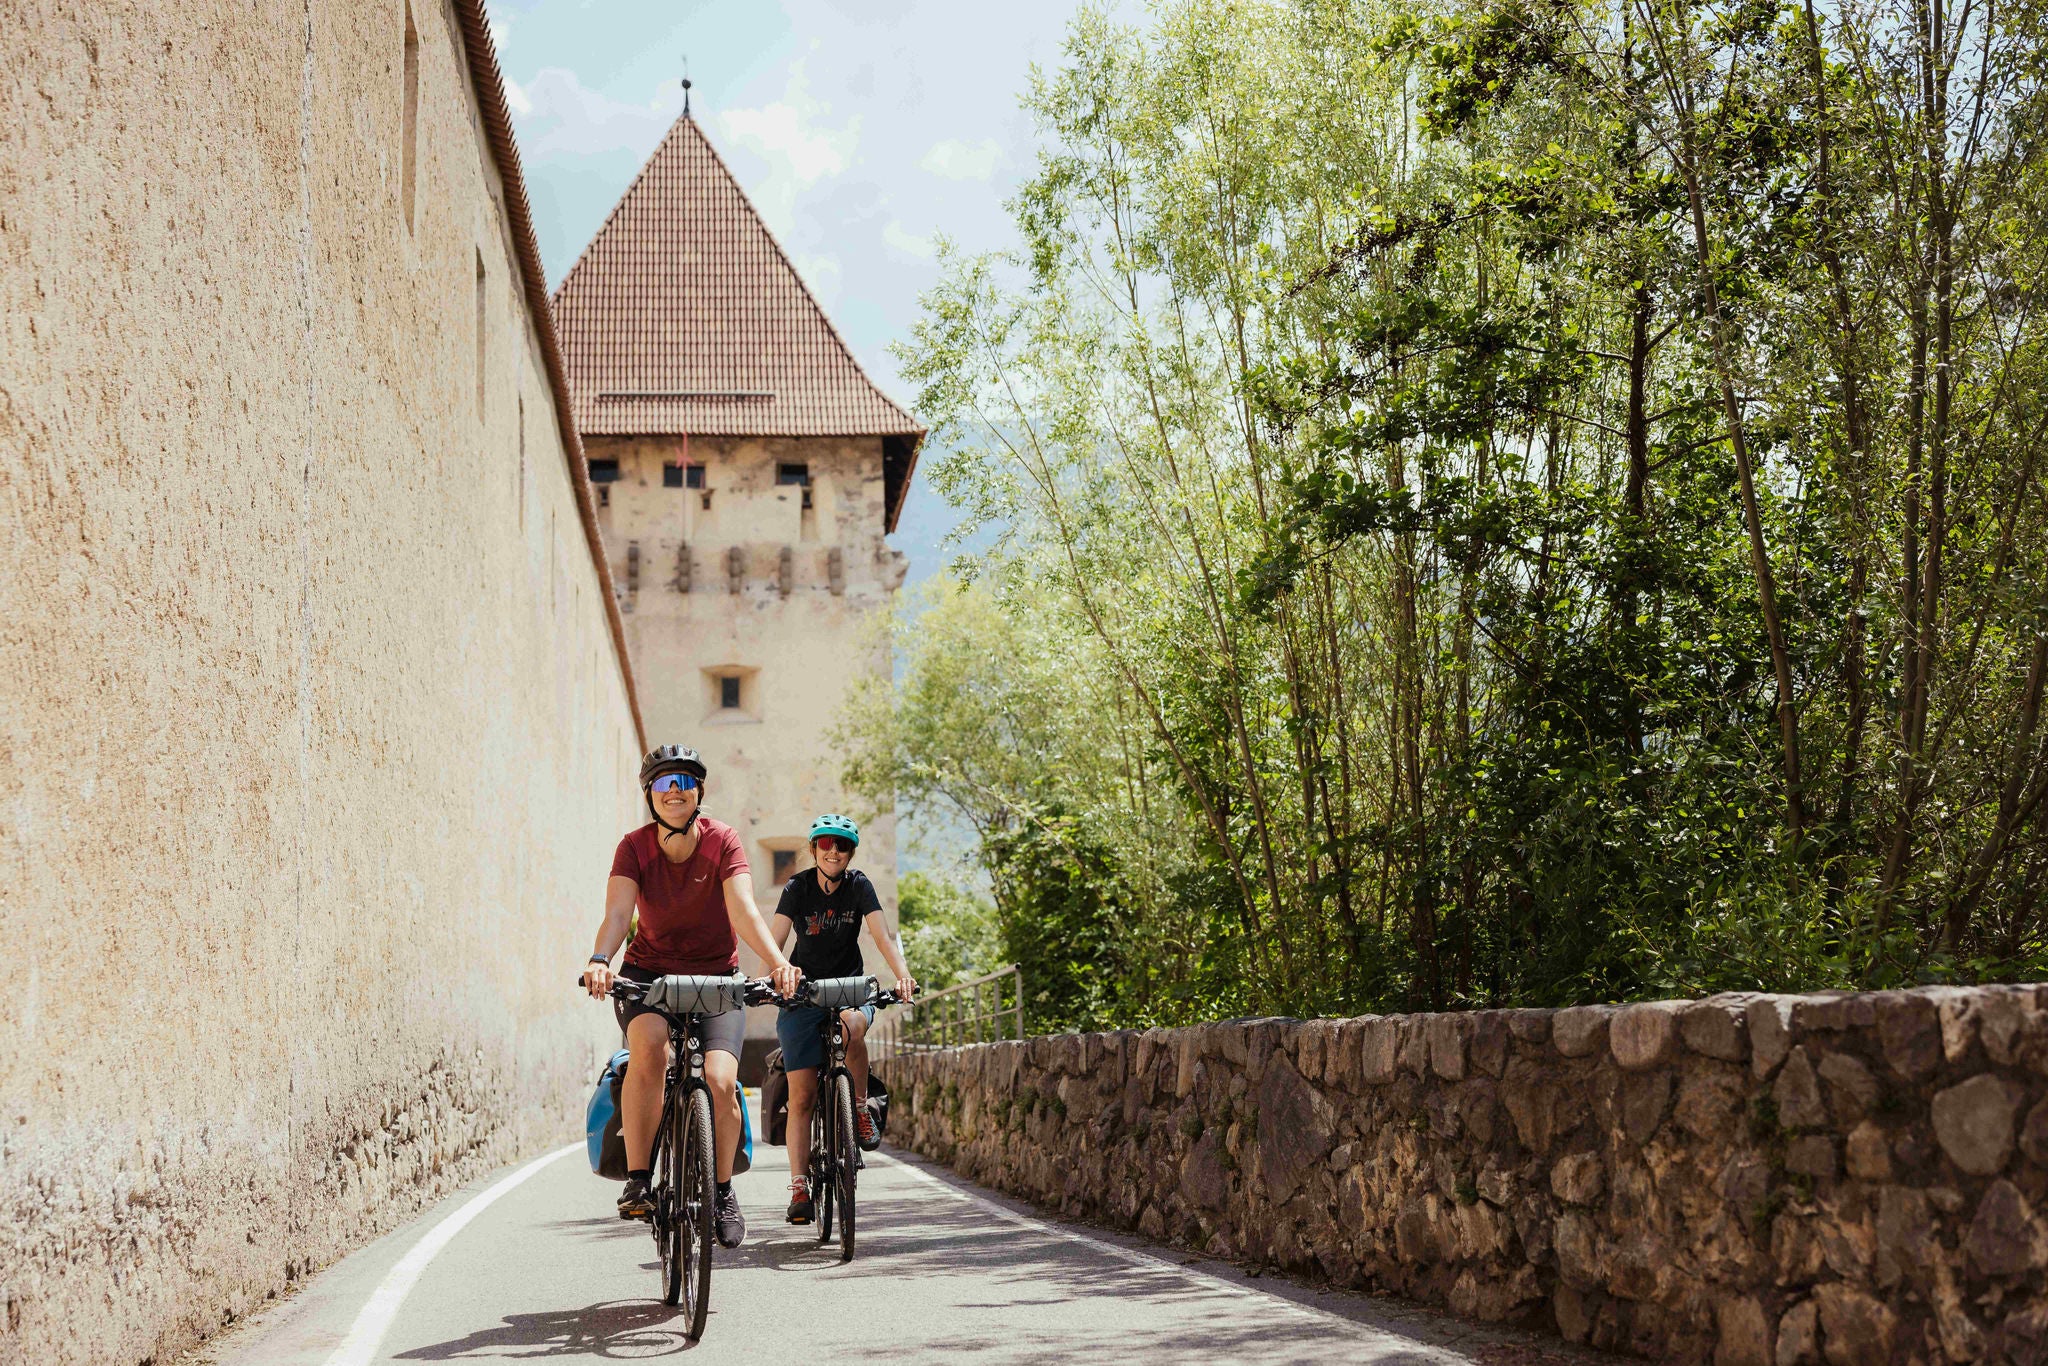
[{"xmin": 190, "ymin": 1101, "xmax": 1607, "ymax": 1366}]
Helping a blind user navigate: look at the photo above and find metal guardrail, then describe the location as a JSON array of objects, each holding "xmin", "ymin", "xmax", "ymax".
[{"xmin": 871, "ymin": 964, "xmax": 1025, "ymax": 1064}]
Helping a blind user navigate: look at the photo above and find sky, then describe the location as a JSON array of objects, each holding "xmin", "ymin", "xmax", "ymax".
[{"xmin": 486, "ymin": 0, "xmax": 1115, "ymax": 578}]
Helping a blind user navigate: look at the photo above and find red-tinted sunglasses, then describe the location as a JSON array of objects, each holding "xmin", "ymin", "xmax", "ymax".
[{"xmin": 813, "ymin": 836, "xmax": 855, "ymax": 854}]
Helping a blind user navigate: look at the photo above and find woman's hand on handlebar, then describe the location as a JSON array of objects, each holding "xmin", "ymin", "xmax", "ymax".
[
  {"xmin": 767, "ymin": 959, "xmax": 803, "ymax": 999},
  {"xmin": 584, "ymin": 959, "xmax": 615, "ymax": 1000},
  {"xmin": 895, "ymin": 974, "xmax": 918, "ymax": 1003}
]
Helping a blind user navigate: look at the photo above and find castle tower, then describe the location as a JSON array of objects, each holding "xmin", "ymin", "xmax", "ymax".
[{"xmin": 553, "ymin": 112, "xmax": 922, "ymax": 1055}]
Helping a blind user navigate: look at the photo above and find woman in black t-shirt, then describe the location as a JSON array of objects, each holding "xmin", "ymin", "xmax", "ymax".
[{"xmin": 769, "ymin": 814, "xmax": 917, "ymax": 1226}]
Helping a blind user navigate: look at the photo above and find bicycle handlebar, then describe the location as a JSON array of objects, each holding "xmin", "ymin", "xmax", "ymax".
[{"xmin": 574, "ymin": 973, "xmax": 909, "ymax": 1011}]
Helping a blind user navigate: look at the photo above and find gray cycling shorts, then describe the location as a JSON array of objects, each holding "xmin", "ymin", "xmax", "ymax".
[{"xmin": 615, "ymin": 965, "xmax": 749, "ymax": 1058}]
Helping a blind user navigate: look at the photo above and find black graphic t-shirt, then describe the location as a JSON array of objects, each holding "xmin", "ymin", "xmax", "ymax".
[{"xmin": 774, "ymin": 866, "xmax": 883, "ymax": 981}]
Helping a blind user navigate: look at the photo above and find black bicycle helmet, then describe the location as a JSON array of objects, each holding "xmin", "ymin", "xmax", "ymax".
[
  {"xmin": 639, "ymin": 744, "xmax": 707, "ymax": 788},
  {"xmin": 639, "ymin": 744, "xmax": 708, "ymax": 840}
]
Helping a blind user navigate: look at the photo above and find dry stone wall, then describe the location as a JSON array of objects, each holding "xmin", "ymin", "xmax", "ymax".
[{"xmin": 890, "ymin": 985, "xmax": 2048, "ymax": 1364}]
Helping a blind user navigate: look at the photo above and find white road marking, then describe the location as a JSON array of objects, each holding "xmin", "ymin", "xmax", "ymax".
[
  {"xmin": 870, "ymin": 1149, "xmax": 1473, "ymax": 1360},
  {"xmin": 321, "ymin": 1142, "xmax": 581, "ymax": 1366}
]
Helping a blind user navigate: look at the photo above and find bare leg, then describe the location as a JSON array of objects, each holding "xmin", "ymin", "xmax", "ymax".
[
  {"xmin": 705, "ymin": 1049, "xmax": 741, "ymax": 1183},
  {"xmin": 622, "ymin": 1012, "xmax": 670, "ymax": 1171},
  {"xmin": 785, "ymin": 1067, "xmax": 818, "ymax": 1183},
  {"xmin": 841, "ymin": 1009, "xmax": 871, "ymax": 1103}
]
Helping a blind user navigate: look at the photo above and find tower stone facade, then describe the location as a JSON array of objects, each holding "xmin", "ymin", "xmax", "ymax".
[{"xmin": 552, "ymin": 114, "xmax": 921, "ymax": 1049}]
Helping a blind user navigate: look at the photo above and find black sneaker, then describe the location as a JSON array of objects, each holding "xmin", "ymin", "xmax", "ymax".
[
  {"xmin": 786, "ymin": 1179, "xmax": 814, "ymax": 1225},
  {"xmin": 715, "ymin": 1186, "xmax": 746, "ymax": 1247},
  {"xmin": 855, "ymin": 1102, "xmax": 881, "ymax": 1152},
  {"xmin": 617, "ymin": 1175, "xmax": 654, "ymax": 1222}
]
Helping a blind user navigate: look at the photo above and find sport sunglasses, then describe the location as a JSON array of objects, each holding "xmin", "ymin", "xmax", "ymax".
[
  {"xmin": 648, "ymin": 772, "xmax": 700, "ymax": 793},
  {"xmin": 813, "ymin": 836, "xmax": 855, "ymax": 854}
]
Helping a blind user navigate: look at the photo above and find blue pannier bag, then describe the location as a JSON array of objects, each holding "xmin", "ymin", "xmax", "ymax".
[
  {"xmin": 587, "ymin": 1049, "xmax": 631, "ymax": 1180},
  {"xmin": 586, "ymin": 1049, "xmax": 755, "ymax": 1178}
]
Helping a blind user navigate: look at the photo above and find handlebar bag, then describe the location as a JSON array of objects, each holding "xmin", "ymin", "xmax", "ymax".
[
  {"xmin": 809, "ymin": 975, "xmax": 878, "ymax": 1010},
  {"xmin": 585, "ymin": 1049, "xmax": 632, "ymax": 1181},
  {"xmin": 644, "ymin": 974, "xmax": 748, "ymax": 1015}
]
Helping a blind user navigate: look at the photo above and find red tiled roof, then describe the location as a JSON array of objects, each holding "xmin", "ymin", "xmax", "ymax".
[{"xmin": 551, "ymin": 114, "xmax": 924, "ymax": 447}]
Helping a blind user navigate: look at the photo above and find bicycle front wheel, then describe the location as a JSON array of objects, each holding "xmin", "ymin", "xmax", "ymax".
[
  {"xmin": 813, "ymin": 1099, "xmax": 834, "ymax": 1244},
  {"xmin": 679, "ymin": 1086, "xmax": 715, "ymax": 1337},
  {"xmin": 832, "ymin": 1072, "xmax": 858, "ymax": 1262}
]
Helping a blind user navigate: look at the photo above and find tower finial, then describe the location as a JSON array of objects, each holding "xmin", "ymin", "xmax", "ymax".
[{"xmin": 682, "ymin": 55, "xmax": 692, "ymax": 118}]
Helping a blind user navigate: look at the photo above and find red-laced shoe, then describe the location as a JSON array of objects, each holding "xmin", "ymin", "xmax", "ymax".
[
  {"xmin": 786, "ymin": 1177, "xmax": 814, "ymax": 1225},
  {"xmin": 854, "ymin": 1099, "xmax": 881, "ymax": 1151}
]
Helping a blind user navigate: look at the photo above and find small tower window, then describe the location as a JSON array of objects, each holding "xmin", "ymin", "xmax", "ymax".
[
  {"xmin": 772, "ymin": 849, "xmax": 796, "ymax": 885},
  {"xmin": 664, "ymin": 461, "xmax": 707, "ymax": 489},
  {"xmin": 776, "ymin": 463, "xmax": 810, "ymax": 486},
  {"xmin": 719, "ymin": 676, "xmax": 742, "ymax": 709},
  {"xmin": 588, "ymin": 459, "xmax": 620, "ymax": 483},
  {"xmin": 686, "ymin": 463, "xmax": 706, "ymax": 488}
]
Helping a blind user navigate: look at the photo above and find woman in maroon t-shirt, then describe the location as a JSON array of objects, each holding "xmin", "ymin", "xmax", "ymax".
[{"xmin": 584, "ymin": 745, "xmax": 801, "ymax": 1247}]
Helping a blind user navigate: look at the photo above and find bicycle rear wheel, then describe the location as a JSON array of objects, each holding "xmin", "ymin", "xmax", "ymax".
[
  {"xmin": 679, "ymin": 1086, "xmax": 715, "ymax": 1338},
  {"xmin": 832, "ymin": 1072, "xmax": 857, "ymax": 1262}
]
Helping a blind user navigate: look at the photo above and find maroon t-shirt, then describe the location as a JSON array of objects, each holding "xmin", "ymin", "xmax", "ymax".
[{"xmin": 610, "ymin": 818, "xmax": 750, "ymax": 974}]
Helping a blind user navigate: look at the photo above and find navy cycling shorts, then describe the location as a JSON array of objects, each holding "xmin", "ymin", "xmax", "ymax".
[{"xmin": 776, "ymin": 1002, "xmax": 876, "ymax": 1072}]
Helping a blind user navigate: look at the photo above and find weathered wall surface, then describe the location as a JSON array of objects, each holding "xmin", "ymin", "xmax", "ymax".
[
  {"xmin": 892, "ymin": 986, "xmax": 2048, "ymax": 1365},
  {"xmin": 0, "ymin": 4, "xmax": 639, "ymax": 1363},
  {"xmin": 589, "ymin": 432, "xmax": 905, "ymax": 1013}
]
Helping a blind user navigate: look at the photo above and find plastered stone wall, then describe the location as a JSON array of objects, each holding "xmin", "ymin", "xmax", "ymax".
[
  {"xmin": 1, "ymin": 4, "xmax": 639, "ymax": 1363},
  {"xmin": 589, "ymin": 432, "xmax": 906, "ymax": 1019},
  {"xmin": 892, "ymin": 985, "xmax": 2048, "ymax": 1365}
]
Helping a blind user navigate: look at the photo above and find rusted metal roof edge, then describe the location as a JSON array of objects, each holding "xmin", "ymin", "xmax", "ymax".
[{"xmin": 450, "ymin": 0, "xmax": 647, "ymax": 753}]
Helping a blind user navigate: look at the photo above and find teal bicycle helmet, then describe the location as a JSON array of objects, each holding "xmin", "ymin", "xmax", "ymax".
[{"xmin": 809, "ymin": 813, "xmax": 861, "ymax": 847}]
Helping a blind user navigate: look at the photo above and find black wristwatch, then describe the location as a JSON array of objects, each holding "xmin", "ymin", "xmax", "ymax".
[{"xmin": 587, "ymin": 953, "xmax": 610, "ymax": 966}]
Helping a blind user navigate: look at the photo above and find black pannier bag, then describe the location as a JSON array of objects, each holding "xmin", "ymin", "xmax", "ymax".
[{"xmin": 760, "ymin": 1048, "xmax": 790, "ymax": 1146}]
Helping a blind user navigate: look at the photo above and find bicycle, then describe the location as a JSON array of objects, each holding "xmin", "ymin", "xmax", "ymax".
[
  {"xmin": 777, "ymin": 975, "xmax": 903, "ymax": 1263},
  {"xmin": 580, "ymin": 972, "xmax": 778, "ymax": 1337}
]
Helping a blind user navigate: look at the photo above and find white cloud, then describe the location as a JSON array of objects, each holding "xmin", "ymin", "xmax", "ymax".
[
  {"xmin": 710, "ymin": 64, "xmax": 860, "ymax": 244},
  {"xmin": 510, "ymin": 67, "xmax": 685, "ymax": 159},
  {"xmin": 714, "ymin": 70, "xmax": 860, "ymax": 187},
  {"xmin": 488, "ymin": 16, "xmax": 510, "ymax": 52},
  {"xmin": 919, "ymin": 137, "xmax": 1001, "ymax": 181},
  {"xmin": 882, "ymin": 220, "xmax": 935, "ymax": 261},
  {"xmin": 503, "ymin": 76, "xmax": 533, "ymax": 118}
]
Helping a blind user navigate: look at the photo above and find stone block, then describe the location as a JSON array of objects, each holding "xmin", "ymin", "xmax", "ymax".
[
  {"xmin": 1873, "ymin": 990, "xmax": 1943, "ymax": 1080},
  {"xmin": 1183, "ymin": 1130, "xmax": 1229, "ymax": 1211},
  {"xmin": 1359, "ymin": 1017, "xmax": 1400, "ymax": 1085},
  {"xmin": 1844, "ymin": 1122, "xmax": 1891, "ymax": 1181},
  {"xmin": 1468, "ymin": 1011, "xmax": 1510, "ymax": 1078},
  {"xmin": 1747, "ymin": 997, "xmax": 1795, "ymax": 1079},
  {"xmin": 2022, "ymin": 1095, "xmax": 2048, "ymax": 1167},
  {"xmin": 1674, "ymin": 1065, "xmax": 1747, "ymax": 1144},
  {"xmin": 1794, "ymin": 993, "xmax": 1874, "ymax": 1033},
  {"xmin": 1681, "ymin": 996, "xmax": 1750, "ymax": 1062},
  {"xmin": 1816, "ymin": 1051, "xmax": 1880, "ymax": 1125},
  {"xmin": 1774, "ymin": 1299, "xmax": 1817, "ymax": 1365},
  {"xmin": 1551, "ymin": 1152, "xmax": 1605, "ymax": 1205},
  {"xmin": 1427, "ymin": 1014, "xmax": 1468, "ymax": 1081},
  {"xmin": 1931, "ymin": 1073, "xmax": 2017, "ymax": 1175},
  {"xmin": 1814, "ymin": 1283, "xmax": 1895, "ymax": 1365},
  {"xmin": 1553, "ymin": 1005, "xmax": 1615, "ymax": 1058},
  {"xmin": 1713, "ymin": 1295, "xmax": 1772, "ymax": 1366},
  {"xmin": 1399, "ymin": 1020, "xmax": 1433, "ymax": 1077},
  {"xmin": 1785, "ymin": 1135, "xmax": 1836, "ymax": 1180},
  {"xmin": 1965, "ymin": 1178, "xmax": 2045, "ymax": 1277},
  {"xmin": 1256, "ymin": 1058, "xmax": 1332, "ymax": 1203},
  {"xmin": 1505, "ymin": 1009, "xmax": 1553, "ymax": 1044},
  {"xmin": 1611, "ymin": 1000, "xmax": 1684, "ymax": 1070},
  {"xmin": 1620, "ymin": 1070, "xmax": 1673, "ymax": 1146},
  {"xmin": 1773, "ymin": 1047, "xmax": 1828, "ymax": 1130}
]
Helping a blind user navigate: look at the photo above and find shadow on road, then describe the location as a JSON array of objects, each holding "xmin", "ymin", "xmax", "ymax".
[{"xmin": 392, "ymin": 1300, "xmax": 696, "ymax": 1360}]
